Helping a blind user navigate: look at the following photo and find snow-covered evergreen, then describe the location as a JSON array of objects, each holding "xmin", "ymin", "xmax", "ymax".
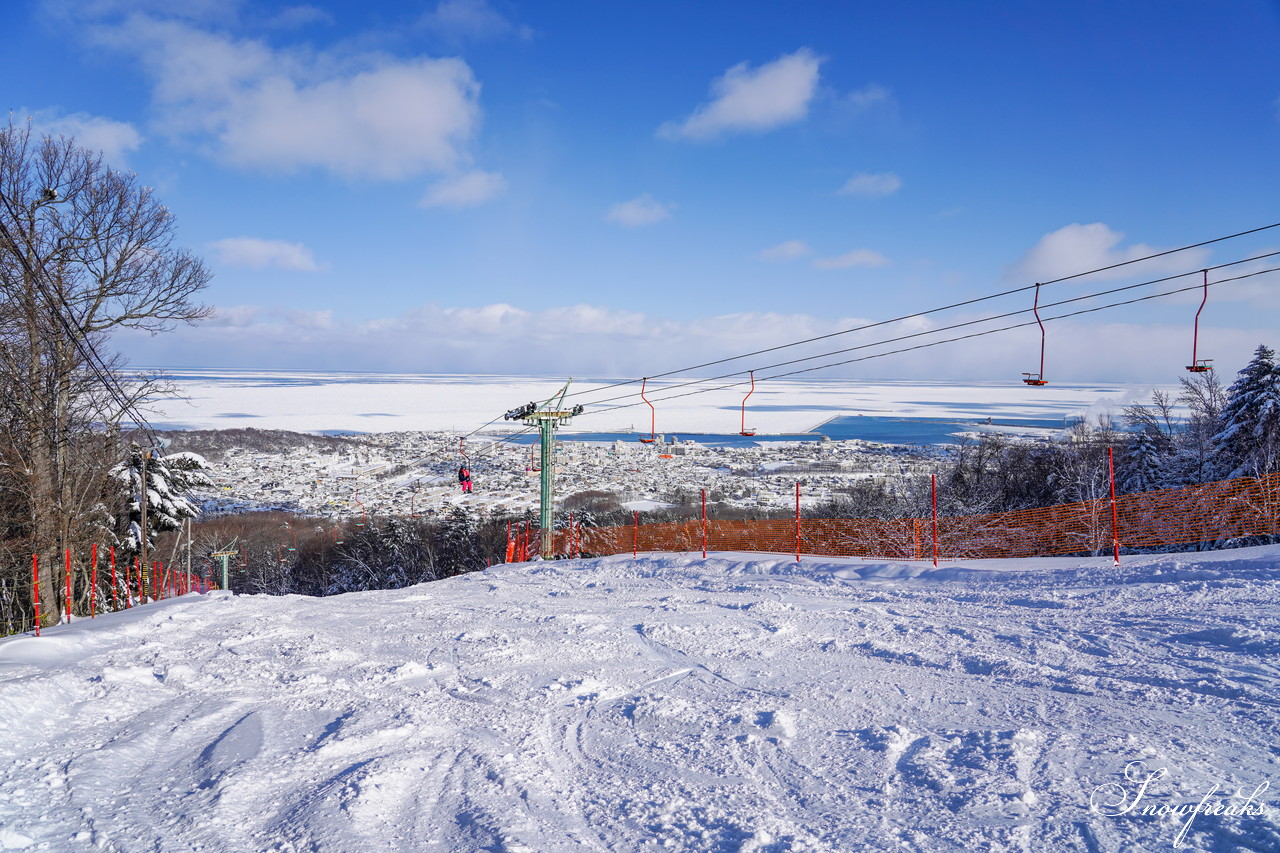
[
  {"xmin": 1212, "ymin": 344, "xmax": 1280, "ymax": 478},
  {"xmin": 111, "ymin": 444, "xmax": 212, "ymax": 553},
  {"xmin": 1118, "ymin": 429, "xmax": 1167, "ymax": 494}
]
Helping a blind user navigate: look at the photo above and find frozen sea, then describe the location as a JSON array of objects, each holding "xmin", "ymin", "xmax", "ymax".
[{"xmin": 141, "ymin": 368, "xmax": 1174, "ymax": 446}]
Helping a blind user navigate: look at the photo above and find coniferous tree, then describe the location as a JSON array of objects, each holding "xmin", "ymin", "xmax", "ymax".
[
  {"xmin": 1118, "ymin": 430, "xmax": 1166, "ymax": 494},
  {"xmin": 1212, "ymin": 344, "xmax": 1280, "ymax": 478},
  {"xmin": 111, "ymin": 445, "xmax": 211, "ymax": 555}
]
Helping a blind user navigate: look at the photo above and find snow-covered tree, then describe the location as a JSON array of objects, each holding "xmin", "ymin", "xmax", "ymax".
[
  {"xmin": 436, "ymin": 507, "xmax": 482, "ymax": 573},
  {"xmin": 112, "ymin": 444, "xmax": 211, "ymax": 554},
  {"xmin": 1118, "ymin": 430, "xmax": 1167, "ymax": 494},
  {"xmin": 1212, "ymin": 344, "xmax": 1280, "ymax": 478}
]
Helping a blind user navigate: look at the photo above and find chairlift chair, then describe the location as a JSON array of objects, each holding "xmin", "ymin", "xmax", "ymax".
[
  {"xmin": 739, "ymin": 370, "xmax": 757, "ymax": 436},
  {"xmin": 1185, "ymin": 270, "xmax": 1214, "ymax": 373},
  {"xmin": 639, "ymin": 378, "xmax": 657, "ymax": 443},
  {"xmin": 1022, "ymin": 283, "xmax": 1048, "ymax": 386}
]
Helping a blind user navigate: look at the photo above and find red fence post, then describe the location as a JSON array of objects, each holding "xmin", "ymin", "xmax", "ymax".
[
  {"xmin": 134, "ymin": 557, "xmax": 142, "ymax": 605},
  {"xmin": 110, "ymin": 547, "xmax": 118, "ymax": 612},
  {"xmin": 633, "ymin": 510, "xmax": 639, "ymax": 559},
  {"xmin": 932, "ymin": 474, "xmax": 938, "ymax": 568},
  {"xmin": 32, "ymin": 554, "xmax": 39, "ymax": 637},
  {"xmin": 1109, "ymin": 446, "xmax": 1120, "ymax": 565},
  {"xmin": 795, "ymin": 482, "xmax": 801, "ymax": 562},
  {"xmin": 701, "ymin": 489, "xmax": 707, "ymax": 559},
  {"xmin": 65, "ymin": 548, "xmax": 72, "ymax": 623}
]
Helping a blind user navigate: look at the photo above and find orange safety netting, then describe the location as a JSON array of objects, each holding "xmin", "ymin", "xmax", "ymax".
[{"xmin": 527, "ymin": 472, "xmax": 1280, "ymax": 561}]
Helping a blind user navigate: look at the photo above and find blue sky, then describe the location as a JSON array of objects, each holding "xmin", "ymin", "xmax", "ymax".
[{"xmin": 6, "ymin": 0, "xmax": 1280, "ymax": 381}]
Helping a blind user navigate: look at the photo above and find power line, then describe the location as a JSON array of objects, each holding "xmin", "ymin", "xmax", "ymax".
[{"xmin": 562, "ymin": 221, "xmax": 1280, "ymax": 400}]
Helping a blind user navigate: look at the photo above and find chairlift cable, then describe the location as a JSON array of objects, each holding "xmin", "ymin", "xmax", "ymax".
[
  {"xmin": 559, "ymin": 222, "xmax": 1280, "ymax": 401},
  {"xmin": 575, "ymin": 264, "xmax": 1280, "ymax": 417},
  {"xmin": 568, "ymin": 251, "xmax": 1280, "ymax": 410}
]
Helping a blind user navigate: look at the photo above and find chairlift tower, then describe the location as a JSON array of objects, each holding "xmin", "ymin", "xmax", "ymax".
[
  {"xmin": 505, "ymin": 381, "xmax": 583, "ymax": 559},
  {"xmin": 210, "ymin": 544, "xmax": 239, "ymax": 591}
]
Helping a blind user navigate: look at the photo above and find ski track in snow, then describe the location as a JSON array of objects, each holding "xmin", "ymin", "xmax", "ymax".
[{"xmin": 2, "ymin": 548, "xmax": 1279, "ymax": 851}]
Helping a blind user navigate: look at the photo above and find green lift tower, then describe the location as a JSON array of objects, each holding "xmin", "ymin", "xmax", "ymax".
[{"xmin": 505, "ymin": 382, "xmax": 583, "ymax": 560}]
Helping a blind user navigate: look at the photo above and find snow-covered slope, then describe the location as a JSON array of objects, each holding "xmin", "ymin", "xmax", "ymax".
[{"xmin": 2, "ymin": 548, "xmax": 1278, "ymax": 852}]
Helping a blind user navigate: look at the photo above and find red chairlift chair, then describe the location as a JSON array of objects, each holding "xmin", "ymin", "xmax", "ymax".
[
  {"xmin": 1186, "ymin": 270, "xmax": 1214, "ymax": 373},
  {"xmin": 639, "ymin": 378, "xmax": 657, "ymax": 443},
  {"xmin": 739, "ymin": 370, "xmax": 757, "ymax": 436},
  {"xmin": 1022, "ymin": 283, "xmax": 1048, "ymax": 386}
]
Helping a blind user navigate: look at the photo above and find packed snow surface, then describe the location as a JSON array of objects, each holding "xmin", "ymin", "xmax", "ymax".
[{"xmin": 2, "ymin": 547, "xmax": 1278, "ymax": 851}]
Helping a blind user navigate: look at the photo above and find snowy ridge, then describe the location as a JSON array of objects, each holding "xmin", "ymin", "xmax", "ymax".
[{"xmin": 1, "ymin": 548, "xmax": 1278, "ymax": 851}]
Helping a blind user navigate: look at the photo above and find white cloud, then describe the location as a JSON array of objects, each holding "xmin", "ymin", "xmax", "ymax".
[
  {"xmin": 812, "ymin": 249, "xmax": 890, "ymax": 270},
  {"xmin": 606, "ymin": 194, "xmax": 672, "ymax": 227},
  {"xmin": 42, "ymin": 0, "xmax": 238, "ymax": 24},
  {"xmin": 28, "ymin": 109, "xmax": 142, "ymax": 167},
  {"xmin": 205, "ymin": 305, "xmax": 262, "ymax": 327},
  {"xmin": 660, "ymin": 48, "xmax": 822, "ymax": 140},
  {"xmin": 1007, "ymin": 223, "xmax": 1212, "ymax": 284},
  {"xmin": 265, "ymin": 5, "xmax": 333, "ymax": 29},
  {"xmin": 284, "ymin": 308, "xmax": 334, "ymax": 329},
  {"xmin": 120, "ymin": 299, "xmax": 1275, "ymax": 384},
  {"xmin": 838, "ymin": 172, "xmax": 902, "ymax": 198},
  {"xmin": 420, "ymin": 0, "xmax": 531, "ymax": 41},
  {"xmin": 88, "ymin": 14, "xmax": 482, "ymax": 180},
  {"xmin": 420, "ymin": 170, "xmax": 507, "ymax": 209},
  {"xmin": 206, "ymin": 237, "xmax": 325, "ymax": 271},
  {"xmin": 845, "ymin": 83, "xmax": 891, "ymax": 111},
  {"xmin": 758, "ymin": 239, "xmax": 812, "ymax": 262}
]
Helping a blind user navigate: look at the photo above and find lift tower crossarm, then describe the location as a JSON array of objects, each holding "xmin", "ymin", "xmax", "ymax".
[{"xmin": 503, "ymin": 380, "xmax": 584, "ymax": 559}]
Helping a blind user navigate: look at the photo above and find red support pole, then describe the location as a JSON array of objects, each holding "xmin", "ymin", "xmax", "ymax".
[
  {"xmin": 1109, "ymin": 446, "xmax": 1120, "ymax": 565},
  {"xmin": 65, "ymin": 548, "xmax": 72, "ymax": 623},
  {"xmin": 134, "ymin": 557, "xmax": 142, "ymax": 605},
  {"xmin": 633, "ymin": 510, "xmax": 639, "ymax": 559},
  {"xmin": 32, "ymin": 554, "xmax": 40, "ymax": 636},
  {"xmin": 569, "ymin": 512, "xmax": 574, "ymax": 559},
  {"xmin": 505, "ymin": 520, "xmax": 512, "ymax": 563},
  {"xmin": 795, "ymin": 482, "xmax": 801, "ymax": 562},
  {"xmin": 701, "ymin": 489, "xmax": 707, "ymax": 559},
  {"xmin": 90, "ymin": 544, "xmax": 98, "ymax": 618},
  {"xmin": 110, "ymin": 547, "xmax": 118, "ymax": 612},
  {"xmin": 931, "ymin": 474, "xmax": 939, "ymax": 568}
]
